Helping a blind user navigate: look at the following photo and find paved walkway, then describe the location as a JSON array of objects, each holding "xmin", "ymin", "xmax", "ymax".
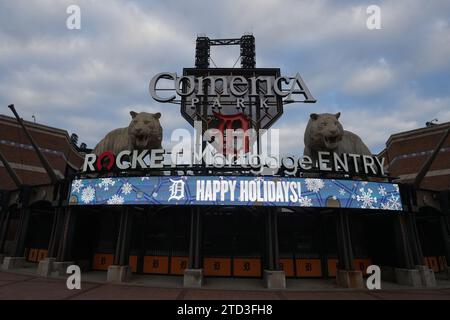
[{"xmin": 1, "ymin": 269, "xmax": 450, "ymax": 300}]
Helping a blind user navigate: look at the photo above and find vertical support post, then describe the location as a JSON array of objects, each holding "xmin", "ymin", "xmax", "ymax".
[
  {"xmin": 394, "ymin": 215, "xmax": 414, "ymax": 269},
  {"xmin": 405, "ymin": 212, "xmax": 425, "ymax": 266},
  {"xmin": 113, "ymin": 207, "xmax": 132, "ymax": 266},
  {"xmin": 343, "ymin": 210, "xmax": 356, "ymax": 271},
  {"xmin": 13, "ymin": 186, "xmax": 32, "ymax": 257},
  {"xmin": 439, "ymin": 215, "xmax": 450, "ymax": 264},
  {"xmin": 188, "ymin": 207, "xmax": 195, "ymax": 269},
  {"xmin": 263, "ymin": 207, "xmax": 285, "ymax": 289},
  {"xmin": 37, "ymin": 205, "xmax": 64, "ymax": 276},
  {"xmin": 118, "ymin": 207, "xmax": 132, "ymax": 266},
  {"xmin": 0, "ymin": 208, "xmax": 11, "ymax": 254},
  {"xmin": 184, "ymin": 206, "xmax": 204, "ymax": 287},
  {"xmin": 335, "ymin": 210, "xmax": 346, "ymax": 269},
  {"xmin": 107, "ymin": 207, "xmax": 133, "ymax": 283},
  {"xmin": 13, "ymin": 209, "xmax": 31, "ymax": 257},
  {"xmin": 392, "ymin": 213, "xmax": 427, "ymax": 287},
  {"xmin": 38, "ymin": 206, "xmax": 75, "ymax": 276},
  {"xmin": 272, "ymin": 208, "xmax": 280, "ymax": 271},
  {"xmin": 47, "ymin": 207, "xmax": 64, "ymax": 258},
  {"xmin": 56, "ymin": 207, "xmax": 76, "ymax": 262},
  {"xmin": 1, "ymin": 189, "xmax": 31, "ymax": 270},
  {"xmin": 194, "ymin": 206, "xmax": 202, "ymax": 269},
  {"xmin": 113, "ymin": 209, "xmax": 125, "ymax": 266},
  {"xmin": 318, "ymin": 212, "xmax": 327, "ymax": 279},
  {"xmin": 0, "ymin": 191, "xmax": 11, "ymax": 253},
  {"xmin": 335, "ymin": 209, "xmax": 363, "ymax": 288},
  {"xmin": 404, "ymin": 185, "xmax": 425, "ymax": 266},
  {"xmin": 187, "ymin": 206, "xmax": 202, "ymax": 269},
  {"xmin": 439, "ymin": 190, "xmax": 450, "ymax": 263},
  {"xmin": 265, "ymin": 208, "xmax": 274, "ymax": 270},
  {"xmin": 0, "ymin": 192, "xmax": 6, "ymax": 237},
  {"xmin": 335, "ymin": 209, "xmax": 354, "ymax": 270}
]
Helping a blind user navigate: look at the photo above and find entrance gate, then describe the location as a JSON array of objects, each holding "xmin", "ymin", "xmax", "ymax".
[{"xmin": 202, "ymin": 208, "xmax": 265, "ymax": 277}]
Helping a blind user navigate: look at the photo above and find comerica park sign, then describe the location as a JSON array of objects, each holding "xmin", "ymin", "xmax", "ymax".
[{"xmin": 149, "ymin": 72, "xmax": 317, "ymax": 104}]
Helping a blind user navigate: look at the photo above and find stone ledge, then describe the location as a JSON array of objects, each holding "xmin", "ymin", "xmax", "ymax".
[
  {"xmin": 1, "ymin": 257, "xmax": 25, "ymax": 270},
  {"xmin": 106, "ymin": 265, "xmax": 132, "ymax": 283},
  {"xmin": 415, "ymin": 265, "xmax": 436, "ymax": 287},
  {"xmin": 264, "ymin": 270, "xmax": 286, "ymax": 289},
  {"xmin": 394, "ymin": 268, "xmax": 422, "ymax": 287},
  {"xmin": 183, "ymin": 268, "xmax": 204, "ymax": 288},
  {"xmin": 37, "ymin": 258, "xmax": 56, "ymax": 277}
]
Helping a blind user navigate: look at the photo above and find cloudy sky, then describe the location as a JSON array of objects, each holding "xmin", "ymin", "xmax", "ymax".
[{"xmin": 1, "ymin": 0, "xmax": 449, "ymax": 156}]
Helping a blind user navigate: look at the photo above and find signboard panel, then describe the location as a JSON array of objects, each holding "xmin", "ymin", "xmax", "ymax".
[
  {"xmin": 69, "ymin": 175, "xmax": 403, "ymax": 211},
  {"xmin": 180, "ymin": 68, "xmax": 283, "ymax": 130}
]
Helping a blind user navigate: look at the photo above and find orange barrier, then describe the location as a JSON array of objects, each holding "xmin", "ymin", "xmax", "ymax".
[
  {"xmin": 203, "ymin": 257, "xmax": 231, "ymax": 276},
  {"xmin": 279, "ymin": 259, "xmax": 295, "ymax": 277},
  {"xmin": 27, "ymin": 248, "xmax": 39, "ymax": 262},
  {"xmin": 327, "ymin": 259, "xmax": 338, "ymax": 277},
  {"xmin": 170, "ymin": 256, "xmax": 189, "ymax": 275},
  {"xmin": 92, "ymin": 253, "xmax": 114, "ymax": 270},
  {"xmin": 296, "ymin": 259, "xmax": 322, "ymax": 277},
  {"xmin": 354, "ymin": 258, "xmax": 372, "ymax": 276},
  {"xmin": 37, "ymin": 249, "xmax": 48, "ymax": 262},
  {"xmin": 143, "ymin": 256, "xmax": 169, "ymax": 274},
  {"xmin": 233, "ymin": 258, "xmax": 261, "ymax": 277},
  {"xmin": 129, "ymin": 255, "xmax": 138, "ymax": 273}
]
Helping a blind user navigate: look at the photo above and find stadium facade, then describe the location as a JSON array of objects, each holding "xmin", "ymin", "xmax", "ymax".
[{"xmin": 0, "ymin": 36, "xmax": 449, "ymax": 288}]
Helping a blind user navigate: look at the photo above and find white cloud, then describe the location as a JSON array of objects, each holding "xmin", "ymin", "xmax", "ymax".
[
  {"xmin": 0, "ymin": 0, "xmax": 450, "ymax": 155},
  {"xmin": 343, "ymin": 59, "xmax": 393, "ymax": 95}
]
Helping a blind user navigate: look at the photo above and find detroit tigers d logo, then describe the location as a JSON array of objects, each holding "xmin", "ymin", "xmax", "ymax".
[{"xmin": 213, "ymin": 112, "xmax": 250, "ymax": 154}]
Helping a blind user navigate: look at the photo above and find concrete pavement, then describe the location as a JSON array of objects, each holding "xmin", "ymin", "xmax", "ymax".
[{"xmin": 1, "ymin": 270, "xmax": 450, "ymax": 300}]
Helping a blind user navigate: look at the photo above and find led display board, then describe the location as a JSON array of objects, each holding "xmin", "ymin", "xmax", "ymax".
[{"xmin": 69, "ymin": 176, "xmax": 402, "ymax": 211}]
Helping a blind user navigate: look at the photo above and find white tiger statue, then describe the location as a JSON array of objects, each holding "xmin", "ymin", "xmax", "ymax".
[
  {"xmin": 93, "ymin": 111, "xmax": 162, "ymax": 155},
  {"xmin": 304, "ymin": 112, "xmax": 371, "ymax": 164}
]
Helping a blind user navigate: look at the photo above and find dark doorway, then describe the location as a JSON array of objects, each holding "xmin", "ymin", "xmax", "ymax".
[
  {"xmin": 416, "ymin": 207, "xmax": 449, "ymax": 273},
  {"xmin": 278, "ymin": 210, "xmax": 337, "ymax": 278},
  {"xmin": 202, "ymin": 208, "xmax": 264, "ymax": 277},
  {"xmin": 141, "ymin": 207, "xmax": 190, "ymax": 275},
  {"xmin": 362, "ymin": 213, "xmax": 397, "ymax": 269},
  {"xmin": 25, "ymin": 201, "xmax": 54, "ymax": 263}
]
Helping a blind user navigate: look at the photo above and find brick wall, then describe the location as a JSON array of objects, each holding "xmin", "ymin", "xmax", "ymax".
[
  {"xmin": 0, "ymin": 115, "xmax": 84, "ymax": 190},
  {"xmin": 382, "ymin": 122, "xmax": 450, "ymax": 191}
]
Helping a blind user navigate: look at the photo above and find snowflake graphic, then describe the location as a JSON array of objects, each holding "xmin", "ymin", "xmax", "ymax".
[
  {"xmin": 351, "ymin": 194, "xmax": 356, "ymax": 199},
  {"xmin": 378, "ymin": 185, "xmax": 387, "ymax": 197},
  {"xmin": 304, "ymin": 179, "xmax": 325, "ymax": 193},
  {"xmin": 71, "ymin": 179, "xmax": 84, "ymax": 193},
  {"xmin": 81, "ymin": 186, "xmax": 95, "ymax": 204},
  {"xmin": 98, "ymin": 178, "xmax": 116, "ymax": 191},
  {"xmin": 141, "ymin": 177, "xmax": 150, "ymax": 181},
  {"xmin": 121, "ymin": 182, "xmax": 133, "ymax": 195},
  {"xmin": 152, "ymin": 192, "xmax": 158, "ymax": 198},
  {"xmin": 339, "ymin": 188, "xmax": 346, "ymax": 196},
  {"xmin": 393, "ymin": 184, "xmax": 399, "ymax": 193},
  {"xmin": 299, "ymin": 196, "xmax": 313, "ymax": 207},
  {"xmin": 107, "ymin": 194, "xmax": 124, "ymax": 205},
  {"xmin": 356, "ymin": 187, "xmax": 377, "ymax": 209},
  {"xmin": 381, "ymin": 194, "xmax": 402, "ymax": 211}
]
